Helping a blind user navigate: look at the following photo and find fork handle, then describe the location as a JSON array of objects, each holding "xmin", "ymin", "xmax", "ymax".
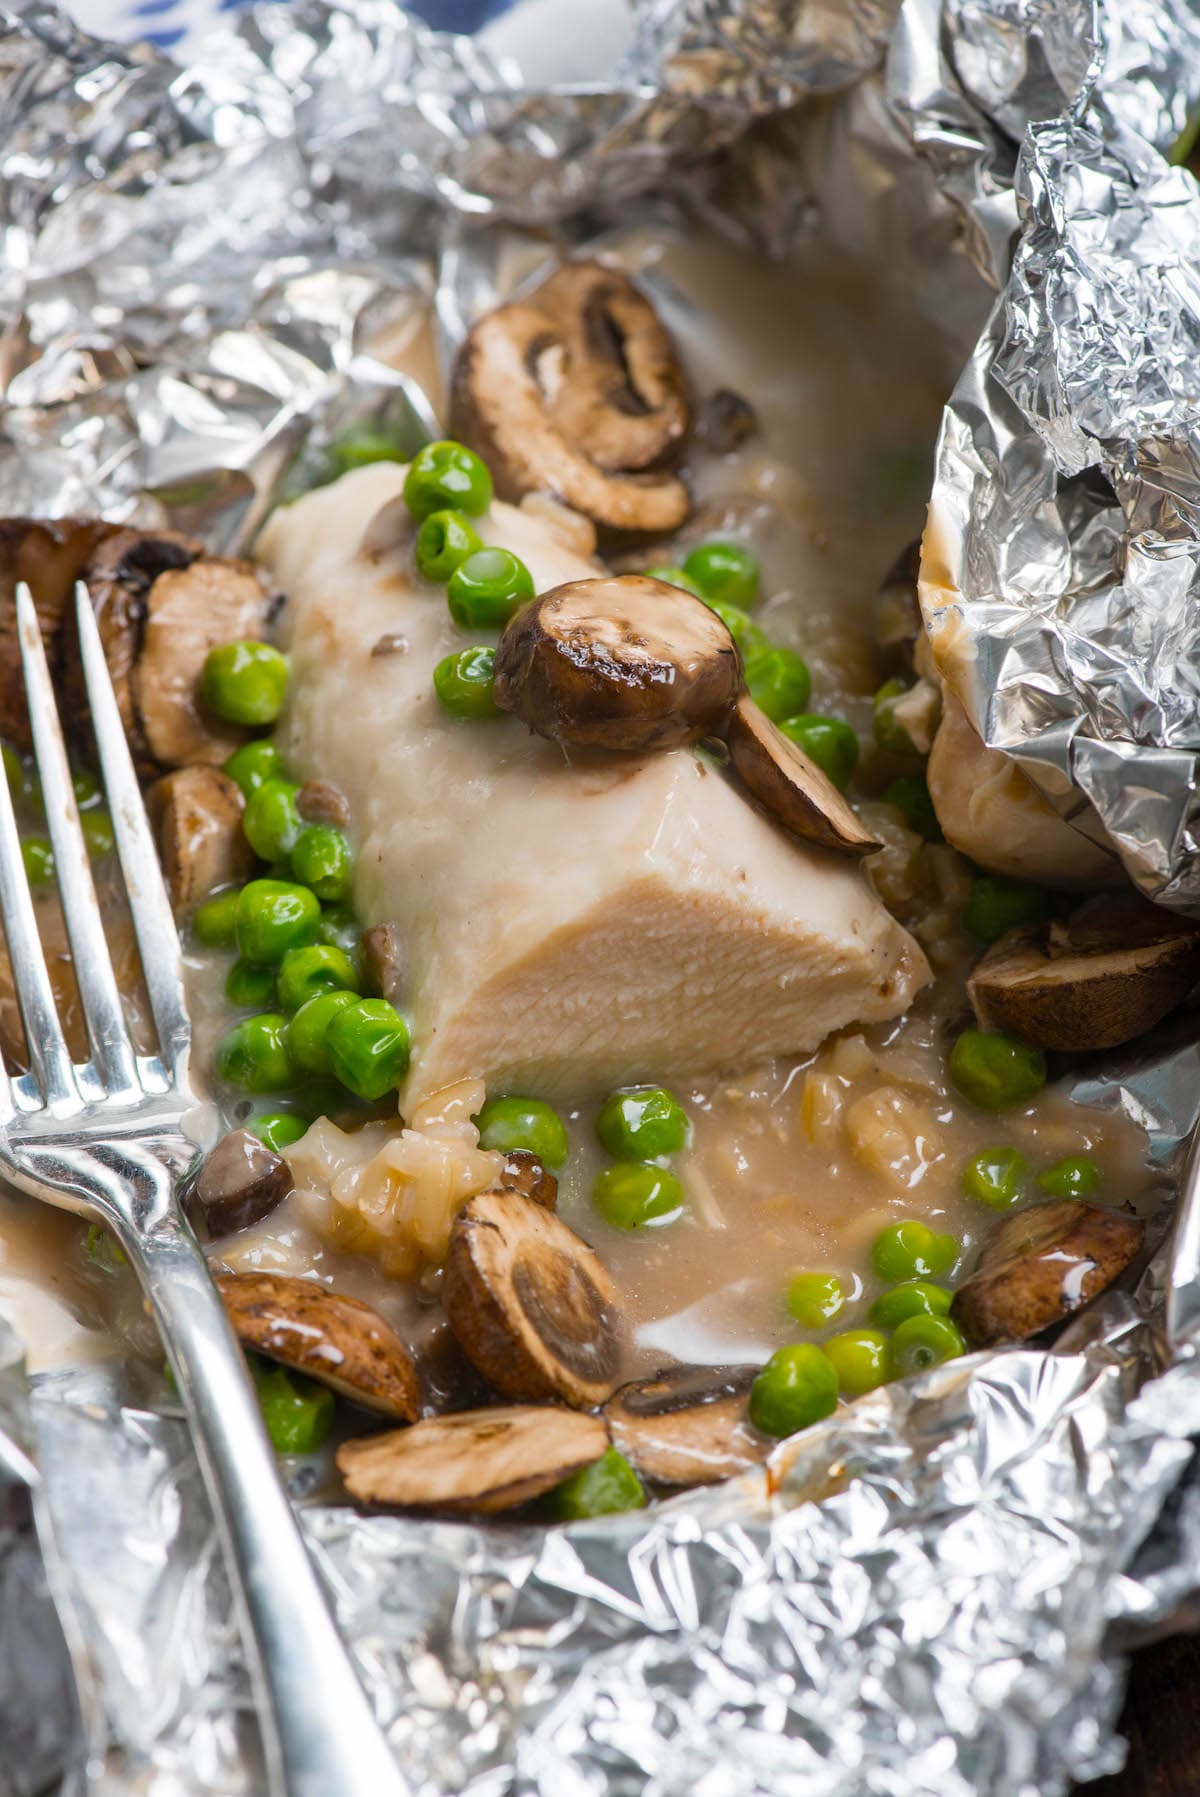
[{"xmin": 122, "ymin": 1212, "xmax": 409, "ymax": 1797}]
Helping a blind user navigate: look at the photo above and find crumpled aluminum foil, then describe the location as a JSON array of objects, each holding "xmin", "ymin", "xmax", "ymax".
[{"xmin": 4, "ymin": 1, "xmax": 1200, "ymax": 1793}]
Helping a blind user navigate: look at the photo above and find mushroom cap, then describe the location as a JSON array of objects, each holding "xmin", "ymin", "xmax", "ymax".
[
  {"xmin": 951, "ymin": 1199, "xmax": 1145, "ymax": 1347},
  {"xmin": 336, "ymin": 1404, "xmax": 609, "ymax": 1513},
  {"xmin": 449, "ymin": 261, "xmax": 692, "ymax": 541},
  {"xmin": 968, "ymin": 896, "xmax": 1200, "ymax": 1052},
  {"xmin": 494, "ymin": 1149, "xmax": 558, "ymax": 1210},
  {"xmin": 494, "ymin": 574, "xmax": 742, "ymax": 753},
  {"xmin": 725, "ymin": 696, "xmax": 881, "ymax": 859},
  {"xmin": 218, "ymin": 1271, "xmax": 421, "ymax": 1420},
  {"xmin": 0, "ymin": 517, "xmax": 121, "ymax": 748},
  {"xmin": 194, "ymin": 1129, "xmax": 293, "ymax": 1238},
  {"xmin": 147, "ymin": 764, "xmax": 254, "ymax": 917},
  {"xmin": 603, "ymin": 1363, "xmax": 768, "ymax": 1486},
  {"xmin": 444, "ymin": 1191, "xmax": 623, "ymax": 1408}
]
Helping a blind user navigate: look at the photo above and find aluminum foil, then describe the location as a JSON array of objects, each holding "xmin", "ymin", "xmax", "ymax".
[{"xmin": 4, "ymin": 0, "xmax": 1200, "ymax": 1793}]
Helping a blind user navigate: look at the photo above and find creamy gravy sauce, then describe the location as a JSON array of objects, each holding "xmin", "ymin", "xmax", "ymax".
[{"xmin": 0, "ymin": 229, "xmax": 1156, "ymax": 1394}]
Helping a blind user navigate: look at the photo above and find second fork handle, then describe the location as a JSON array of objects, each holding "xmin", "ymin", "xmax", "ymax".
[{"xmin": 123, "ymin": 1213, "xmax": 408, "ymax": 1797}]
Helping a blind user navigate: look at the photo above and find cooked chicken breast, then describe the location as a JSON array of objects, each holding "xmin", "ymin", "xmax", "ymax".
[{"xmin": 258, "ymin": 465, "xmax": 929, "ymax": 1103}]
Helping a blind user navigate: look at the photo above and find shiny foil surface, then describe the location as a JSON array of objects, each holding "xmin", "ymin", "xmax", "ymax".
[{"xmin": 2, "ymin": 1, "xmax": 1200, "ymax": 1793}]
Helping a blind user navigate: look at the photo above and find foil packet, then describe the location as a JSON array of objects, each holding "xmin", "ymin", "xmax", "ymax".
[{"xmin": 3, "ymin": 1, "xmax": 1200, "ymax": 1793}]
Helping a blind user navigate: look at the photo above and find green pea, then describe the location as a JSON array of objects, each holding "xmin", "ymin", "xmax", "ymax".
[
  {"xmin": 21, "ymin": 837, "xmax": 54, "ymax": 886},
  {"xmin": 824, "ymin": 1328, "xmax": 890, "ymax": 1398},
  {"xmin": 446, "ymin": 547, "xmax": 534, "ymax": 630},
  {"xmin": 546, "ymin": 1445, "xmax": 646, "ymax": 1520},
  {"xmin": 2, "ymin": 742, "xmax": 24, "ymax": 795},
  {"xmin": 234, "ymin": 879, "xmax": 321, "ymax": 965},
  {"xmin": 888, "ymin": 1314, "xmax": 966, "ymax": 1379},
  {"xmin": 415, "ymin": 508, "xmax": 483, "ymax": 582},
  {"xmin": 779, "ymin": 714, "xmax": 859, "ymax": 790},
  {"xmin": 433, "ymin": 647, "xmax": 500, "ymax": 720},
  {"xmin": 1036, "ymin": 1154, "xmax": 1101, "ymax": 1199},
  {"xmin": 291, "ymin": 1079, "xmax": 346, "ymax": 1123},
  {"xmin": 286, "ymin": 989, "xmax": 359, "ymax": 1076},
  {"xmin": 291, "ymin": 825, "xmax": 352, "ymax": 902},
  {"xmin": 786, "ymin": 1271, "xmax": 846, "ymax": 1329},
  {"xmin": 883, "ymin": 773, "xmax": 941, "ymax": 841},
  {"xmin": 81, "ymin": 807, "xmax": 115, "ymax": 859},
  {"xmin": 224, "ymin": 739, "xmax": 284, "ymax": 799},
  {"xmin": 84, "ymin": 1223, "xmax": 127, "ymax": 1274},
  {"xmin": 202, "ymin": 641, "xmax": 288, "ymax": 727},
  {"xmin": 593, "ymin": 1163, "xmax": 685, "ymax": 1229},
  {"xmin": 328, "ymin": 426, "xmax": 406, "ymax": 476},
  {"xmin": 748, "ymin": 1342, "xmax": 838, "ymax": 1438},
  {"xmin": 403, "ymin": 439, "xmax": 493, "ymax": 521},
  {"xmin": 871, "ymin": 1219, "xmax": 959, "ymax": 1283},
  {"xmin": 226, "ymin": 959, "xmax": 278, "ymax": 1008},
  {"xmin": 683, "ymin": 540, "xmax": 760, "ymax": 608},
  {"xmin": 243, "ymin": 780, "xmax": 303, "ymax": 863},
  {"xmin": 949, "ymin": 1028, "xmax": 1047, "ymax": 1112},
  {"xmin": 193, "ymin": 888, "xmax": 242, "ymax": 949},
  {"xmin": 250, "ymin": 1357, "xmax": 334, "ymax": 1454},
  {"xmin": 963, "ymin": 874, "xmax": 1052, "ymax": 945},
  {"xmin": 745, "ymin": 647, "xmax": 811, "ymax": 723},
  {"xmin": 315, "ymin": 906, "xmax": 362, "ymax": 958},
  {"xmin": 872, "ymin": 678, "xmax": 918, "ymax": 755},
  {"xmin": 595, "ymin": 1086, "xmax": 689, "ymax": 1160},
  {"xmin": 214, "ymin": 1013, "xmax": 295, "ymax": 1094},
  {"xmin": 868, "ymin": 1281, "xmax": 952, "ymax": 1329},
  {"xmin": 961, "ymin": 1145, "xmax": 1028, "ymax": 1209},
  {"xmin": 71, "ymin": 764, "xmax": 100, "ymax": 809},
  {"xmin": 476, "ymin": 1095, "xmax": 570, "ymax": 1168},
  {"xmin": 326, "ymin": 997, "xmax": 411, "ymax": 1100},
  {"xmin": 249, "ymin": 1112, "xmax": 309, "ymax": 1153},
  {"xmin": 701, "ymin": 594, "xmax": 770, "ymax": 658},
  {"xmin": 276, "ymin": 943, "xmax": 359, "ymax": 1014},
  {"xmin": 645, "ymin": 565, "xmax": 703, "ymax": 597}
]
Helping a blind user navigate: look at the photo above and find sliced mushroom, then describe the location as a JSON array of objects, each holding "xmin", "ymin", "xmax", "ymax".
[
  {"xmin": 136, "ymin": 557, "xmax": 274, "ymax": 768},
  {"xmin": 218, "ymin": 1271, "xmax": 421, "ymax": 1421},
  {"xmin": 695, "ymin": 388, "xmax": 758, "ymax": 456},
  {"xmin": 296, "ymin": 779, "xmax": 351, "ymax": 828},
  {"xmin": 194, "ymin": 1129, "xmax": 293, "ymax": 1237},
  {"xmin": 951, "ymin": 1200, "xmax": 1145, "ymax": 1347},
  {"xmin": 495, "ymin": 1149, "xmax": 558, "ymax": 1210},
  {"xmin": 494, "ymin": 575, "xmax": 741, "ymax": 753},
  {"xmin": 968, "ymin": 896, "xmax": 1200, "ymax": 1052},
  {"xmin": 336, "ymin": 1404, "xmax": 608, "ymax": 1513},
  {"xmin": 725, "ymin": 696, "xmax": 880, "ymax": 859},
  {"xmin": 604, "ymin": 1363, "xmax": 768, "ymax": 1486},
  {"xmin": 444, "ymin": 1191, "xmax": 622, "ymax": 1408},
  {"xmin": 147, "ymin": 765, "xmax": 254, "ymax": 916},
  {"xmin": 0, "ymin": 517, "xmax": 122, "ymax": 747},
  {"xmin": 359, "ymin": 923, "xmax": 404, "ymax": 1005},
  {"xmin": 449, "ymin": 262, "xmax": 692, "ymax": 540},
  {"xmin": 872, "ymin": 539, "xmax": 922, "ymax": 665}
]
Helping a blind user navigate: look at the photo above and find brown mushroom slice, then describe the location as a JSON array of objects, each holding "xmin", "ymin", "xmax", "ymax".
[
  {"xmin": 135, "ymin": 557, "xmax": 274, "ymax": 768},
  {"xmin": 296, "ymin": 779, "xmax": 351, "ymax": 827},
  {"xmin": 872, "ymin": 539, "xmax": 922, "ymax": 665},
  {"xmin": 951, "ymin": 1200, "xmax": 1145, "ymax": 1347},
  {"xmin": 695, "ymin": 388, "xmax": 758, "ymax": 456},
  {"xmin": 359, "ymin": 922, "xmax": 404, "ymax": 1005},
  {"xmin": 194, "ymin": 1129, "xmax": 293, "ymax": 1237},
  {"xmin": 725, "ymin": 696, "xmax": 880, "ymax": 859},
  {"xmin": 147, "ymin": 765, "xmax": 254, "ymax": 916},
  {"xmin": 217, "ymin": 1271, "xmax": 420, "ymax": 1421},
  {"xmin": 494, "ymin": 575, "xmax": 741, "ymax": 753},
  {"xmin": 604, "ymin": 1364, "xmax": 768, "ymax": 1486},
  {"xmin": 529, "ymin": 262, "xmax": 691, "ymax": 473},
  {"xmin": 336, "ymin": 1405, "xmax": 608, "ymax": 1513},
  {"xmin": 0, "ymin": 517, "xmax": 123, "ymax": 747},
  {"xmin": 495, "ymin": 1149, "xmax": 558, "ymax": 1210},
  {"xmin": 444, "ymin": 1191, "xmax": 622, "ymax": 1407},
  {"xmin": 967, "ymin": 897, "xmax": 1200, "ymax": 1052},
  {"xmin": 449, "ymin": 285, "xmax": 691, "ymax": 540}
]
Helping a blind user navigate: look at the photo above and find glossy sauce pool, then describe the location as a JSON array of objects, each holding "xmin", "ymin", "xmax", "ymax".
[{"xmin": 0, "ymin": 228, "xmax": 1160, "ymax": 1389}]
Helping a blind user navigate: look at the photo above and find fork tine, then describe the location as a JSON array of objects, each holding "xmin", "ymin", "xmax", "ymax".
[
  {"xmin": 0, "ymin": 669, "xmax": 76, "ymax": 1111},
  {"xmin": 15, "ymin": 583, "xmax": 140, "ymax": 1100},
  {"xmin": 73, "ymin": 582, "xmax": 192, "ymax": 1090}
]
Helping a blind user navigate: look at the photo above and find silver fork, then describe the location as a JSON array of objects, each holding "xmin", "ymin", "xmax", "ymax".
[{"xmin": 0, "ymin": 582, "xmax": 408, "ymax": 1797}]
